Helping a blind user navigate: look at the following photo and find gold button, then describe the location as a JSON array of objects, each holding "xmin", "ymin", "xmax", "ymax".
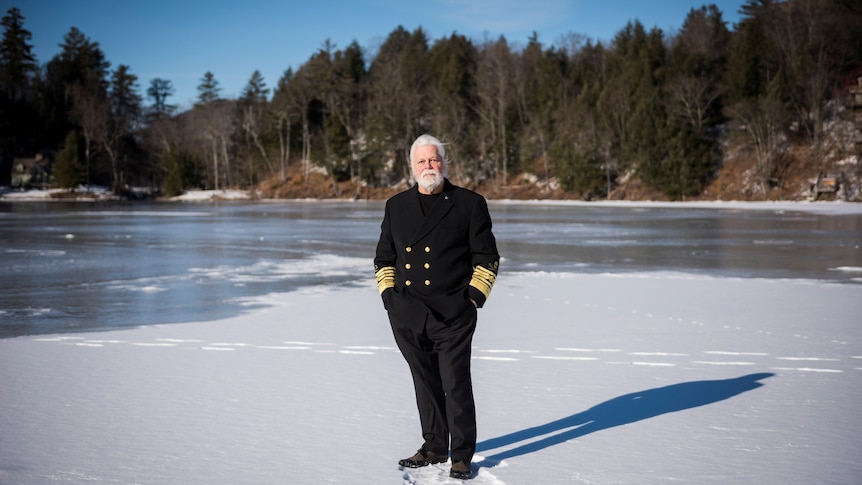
[
  {"xmin": 405, "ymin": 263, "xmax": 411, "ymax": 270},
  {"xmin": 405, "ymin": 280, "xmax": 412, "ymax": 286},
  {"xmin": 424, "ymin": 280, "xmax": 431, "ymax": 285},
  {"xmin": 406, "ymin": 246, "xmax": 412, "ymax": 252},
  {"xmin": 424, "ymin": 246, "xmax": 431, "ymax": 253},
  {"xmin": 424, "ymin": 263, "xmax": 430, "ymax": 269}
]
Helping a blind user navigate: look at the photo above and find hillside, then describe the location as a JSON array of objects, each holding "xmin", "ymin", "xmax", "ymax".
[{"xmin": 258, "ymin": 136, "xmax": 862, "ymax": 203}]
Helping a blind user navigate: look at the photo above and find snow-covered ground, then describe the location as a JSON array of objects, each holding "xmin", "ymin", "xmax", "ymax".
[
  {"xmin": 0, "ymin": 187, "xmax": 251, "ymax": 201},
  {"xmin": 169, "ymin": 189, "xmax": 253, "ymax": 201},
  {"xmin": 1, "ymin": 270, "xmax": 860, "ymax": 484},
  {"xmin": 0, "ymin": 186, "xmax": 113, "ymax": 200}
]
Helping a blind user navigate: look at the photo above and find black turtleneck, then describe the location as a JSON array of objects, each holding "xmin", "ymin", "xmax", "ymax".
[{"xmin": 418, "ymin": 191, "xmax": 441, "ymax": 216}]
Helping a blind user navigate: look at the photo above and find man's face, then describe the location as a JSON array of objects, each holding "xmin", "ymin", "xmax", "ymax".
[{"xmin": 412, "ymin": 145, "xmax": 446, "ymax": 194}]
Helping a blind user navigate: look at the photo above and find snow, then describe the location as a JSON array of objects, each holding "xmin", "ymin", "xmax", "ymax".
[
  {"xmin": 0, "ymin": 188, "xmax": 252, "ymax": 201},
  {"xmin": 0, "ymin": 186, "xmax": 112, "ymax": 201},
  {"xmin": 1, "ymin": 270, "xmax": 861, "ymax": 484},
  {"xmin": 491, "ymin": 198, "xmax": 862, "ymax": 215},
  {"xmin": 0, "ymin": 188, "xmax": 57, "ymax": 200},
  {"xmin": 169, "ymin": 189, "xmax": 253, "ymax": 201}
]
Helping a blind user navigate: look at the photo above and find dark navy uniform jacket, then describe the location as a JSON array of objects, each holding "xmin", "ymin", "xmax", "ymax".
[{"xmin": 374, "ymin": 179, "xmax": 500, "ymax": 325}]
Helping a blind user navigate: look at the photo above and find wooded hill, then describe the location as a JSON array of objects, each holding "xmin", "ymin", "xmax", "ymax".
[{"xmin": 2, "ymin": 1, "xmax": 861, "ymax": 202}]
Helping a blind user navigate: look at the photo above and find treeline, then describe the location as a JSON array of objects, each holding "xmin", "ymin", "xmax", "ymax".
[{"xmin": 1, "ymin": 0, "xmax": 861, "ymax": 199}]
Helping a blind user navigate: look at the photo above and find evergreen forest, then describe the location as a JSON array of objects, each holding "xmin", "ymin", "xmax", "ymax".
[{"xmin": 2, "ymin": 0, "xmax": 862, "ymax": 201}]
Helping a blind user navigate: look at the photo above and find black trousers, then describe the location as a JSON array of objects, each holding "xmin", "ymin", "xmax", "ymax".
[{"xmin": 390, "ymin": 306, "xmax": 477, "ymax": 462}]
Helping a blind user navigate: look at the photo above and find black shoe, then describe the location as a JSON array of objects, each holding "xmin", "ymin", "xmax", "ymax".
[
  {"xmin": 449, "ymin": 460, "xmax": 472, "ymax": 480},
  {"xmin": 398, "ymin": 448, "xmax": 448, "ymax": 468}
]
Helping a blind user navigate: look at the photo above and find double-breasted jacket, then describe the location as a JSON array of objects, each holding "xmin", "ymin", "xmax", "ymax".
[{"xmin": 374, "ymin": 180, "xmax": 500, "ymax": 325}]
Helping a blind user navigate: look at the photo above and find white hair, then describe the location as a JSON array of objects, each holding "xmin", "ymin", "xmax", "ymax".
[{"xmin": 409, "ymin": 134, "xmax": 447, "ymax": 164}]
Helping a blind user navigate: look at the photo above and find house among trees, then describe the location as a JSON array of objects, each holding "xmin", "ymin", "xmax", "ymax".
[{"xmin": 11, "ymin": 154, "xmax": 53, "ymax": 188}]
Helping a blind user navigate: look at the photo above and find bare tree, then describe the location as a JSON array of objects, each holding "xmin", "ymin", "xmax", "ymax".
[
  {"xmin": 329, "ymin": 41, "xmax": 367, "ymax": 196},
  {"xmin": 474, "ymin": 36, "xmax": 514, "ymax": 184},
  {"xmin": 727, "ymin": 91, "xmax": 789, "ymax": 192},
  {"xmin": 193, "ymin": 100, "xmax": 234, "ymax": 190},
  {"xmin": 285, "ymin": 65, "xmax": 315, "ymax": 183},
  {"xmin": 192, "ymin": 73, "xmax": 234, "ymax": 190},
  {"xmin": 239, "ymin": 70, "xmax": 275, "ymax": 182},
  {"xmin": 68, "ymin": 83, "xmax": 108, "ymax": 190},
  {"xmin": 768, "ymin": 0, "xmax": 841, "ymax": 150},
  {"xmin": 668, "ymin": 74, "xmax": 722, "ymax": 129},
  {"xmin": 271, "ymin": 68, "xmax": 295, "ymax": 182}
]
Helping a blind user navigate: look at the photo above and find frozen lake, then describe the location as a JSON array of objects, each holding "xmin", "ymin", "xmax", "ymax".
[{"xmin": 2, "ymin": 200, "xmax": 861, "ymax": 338}]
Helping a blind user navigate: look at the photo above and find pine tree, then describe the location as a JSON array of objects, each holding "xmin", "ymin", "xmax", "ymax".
[
  {"xmin": 101, "ymin": 64, "xmax": 142, "ymax": 191},
  {"xmin": 196, "ymin": 71, "xmax": 221, "ymax": 106},
  {"xmin": 146, "ymin": 78, "xmax": 176, "ymax": 121},
  {"xmin": 0, "ymin": 7, "xmax": 37, "ymax": 102},
  {"xmin": 42, "ymin": 27, "xmax": 111, "ymax": 163},
  {"xmin": 0, "ymin": 7, "xmax": 39, "ymax": 182},
  {"xmin": 53, "ymin": 130, "xmax": 86, "ymax": 188}
]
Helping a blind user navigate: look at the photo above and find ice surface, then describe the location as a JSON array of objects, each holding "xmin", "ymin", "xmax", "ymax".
[{"xmin": 1, "ymin": 271, "xmax": 860, "ymax": 484}]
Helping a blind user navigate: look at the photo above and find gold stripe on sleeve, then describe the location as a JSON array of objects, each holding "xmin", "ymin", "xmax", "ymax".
[
  {"xmin": 469, "ymin": 265, "xmax": 497, "ymax": 299},
  {"xmin": 375, "ymin": 266, "xmax": 396, "ymax": 295}
]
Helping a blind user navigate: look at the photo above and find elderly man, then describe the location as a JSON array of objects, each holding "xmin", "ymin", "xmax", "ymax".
[{"xmin": 374, "ymin": 134, "xmax": 500, "ymax": 480}]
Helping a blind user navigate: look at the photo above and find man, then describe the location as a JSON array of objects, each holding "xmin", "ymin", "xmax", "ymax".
[{"xmin": 374, "ymin": 134, "xmax": 500, "ymax": 480}]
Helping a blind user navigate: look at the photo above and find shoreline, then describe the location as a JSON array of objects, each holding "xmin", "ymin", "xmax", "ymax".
[{"xmin": 3, "ymin": 188, "xmax": 862, "ymax": 215}]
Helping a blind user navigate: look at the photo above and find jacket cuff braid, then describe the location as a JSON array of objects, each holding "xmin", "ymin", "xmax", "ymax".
[
  {"xmin": 469, "ymin": 264, "xmax": 497, "ymax": 300},
  {"xmin": 375, "ymin": 266, "xmax": 396, "ymax": 295}
]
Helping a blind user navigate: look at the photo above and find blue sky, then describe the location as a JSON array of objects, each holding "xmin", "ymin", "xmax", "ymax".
[{"xmin": 8, "ymin": 0, "xmax": 745, "ymax": 111}]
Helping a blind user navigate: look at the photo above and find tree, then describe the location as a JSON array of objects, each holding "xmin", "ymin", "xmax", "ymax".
[
  {"xmin": 428, "ymin": 33, "xmax": 478, "ymax": 151},
  {"xmin": 767, "ymin": 0, "xmax": 860, "ymax": 149},
  {"xmin": 193, "ymin": 72, "xmax": 233, "ymax": 190},
  {"xmin": 304, "ymin": 40, "xmax": 346, "ymax": 195},
  {"xmin": 194, "ymin": 99, "xmax": 235, "ymax": 190},
  {"xmin": 99, "ymin": 64, "xmax": 142, "ymax": 192},
  {"xmin": 612, "ymin": 22, "xmax": 670, "ymax": 184},
  {"xmin": 238, "ymin": 69, "xmax": 274, "ymax": 184},
  {"xmin": 196, "ymin": 71, "xmax": 220, "ymax": 106},
  {"xmin": 722, "ymin": 0, "xmax": 793, "ymax": 194},
  {"xmin": 723, "ymin": 0, "xmax": 779, "ymax": 104},
  {"xmin": 552, "ymin": 38, "xmax": 613, "ymax": 198},
  {"xmin": 579, "ymin": 41, "xmax": 620, "ymax": 196},
  {"xmin": 474, "ymin": 36, "xmax": 516, "ymax": 184},
  {"xmin": 552, "ymin": 138, "xmax": 606, "ymax": 198},
  {"xmin": 271, "ymin": 68, "xmax": 296, "ymax": 182},
  {"xmin": 146, "ymin": 78, "xmax": 176, "ymax": 121},
  {"xmin": 141, "ymin": 111, "xmax": 178, "ymax": 189},
  {"xmin": 39, "ymin": 27, "xmax": 110, "ymax": 172},
  {"xmin": 668, "ymin": 5, "xmax": 730, "ymax": 130},
  {"xmin": 53, "ymin": 130, "xmax": 86, "ymax": 188},
  {"xmin": 162, "ymin": 149, "xmax": 200, "ymax": 197},
  {"xmin": 726, "ymin": 82, "xmax": 790, "ymax": 193},
  {"xmin": 0, "ymin": 7, "xmax": 37, "ymax": 102},
  {"xmin": 0, "ymin": 7, "xmax": 39, "ymax": 183},
  {"xmin": 366, "ymin": 26, "xmax": 431, "ymax": 181},
  {"xmin": 68, "ymin": 83, "xmax": 108, "ymax": 189},
  {"xmin": 648, "ymin": 114, "xmax": 717, "ymax": 199},
  {"xmin": 284, "ymin": 63, "xmax": 315, "ymax": 182},
  {"xmin": 517, "ymin": 33, "xmax": 568, "ymax": 183},
  {"xmin": 330, "ymin": 40, "xmax": 367, "ymax": 195},
  {"xmin": 644, "ymin": 4, "xmax": 732, "ymax": 199}
]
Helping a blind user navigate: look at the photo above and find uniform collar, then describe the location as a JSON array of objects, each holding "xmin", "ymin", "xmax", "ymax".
[{"xmin": 409, "ymin": 179, "xmax": 455, "ymax": 243}]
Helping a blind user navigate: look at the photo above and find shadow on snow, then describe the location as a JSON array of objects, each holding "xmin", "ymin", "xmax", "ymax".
[{"xmin": 475, "ymin": 372, "xmax": 775, "ymax": 466}]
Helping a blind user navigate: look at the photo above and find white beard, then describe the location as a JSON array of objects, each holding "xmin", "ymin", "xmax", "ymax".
[{"xmin": 417, "ymin": 169, "xmax": 445, "ymax": 193}]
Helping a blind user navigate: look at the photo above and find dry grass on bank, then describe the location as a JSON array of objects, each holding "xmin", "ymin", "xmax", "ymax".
[{"xmin": 256, "ymin": 140, "xmax": 860, "ymax": 202}]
